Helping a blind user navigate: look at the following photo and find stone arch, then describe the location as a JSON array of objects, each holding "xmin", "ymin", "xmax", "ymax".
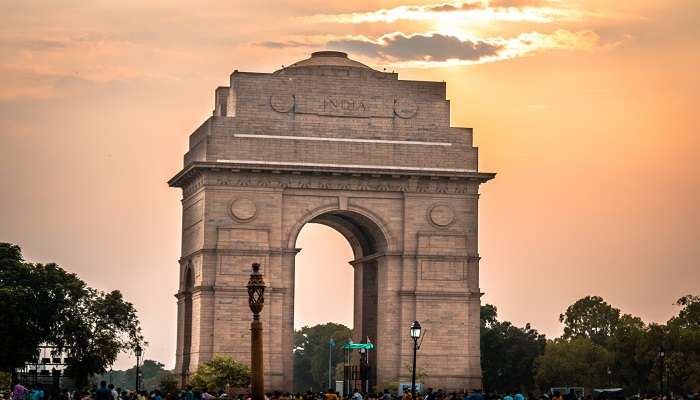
[
  {"xmin": 181, "ymin": 261, "xmax": 194, "ymax": 381},
  {"xmin": 286, "ymin": 204, "xmax": 393, "ymax": 258},
  {"xmin": 170, "ymin": 50, "xmax": 496, "ymax": 391},
  {"xmin": 287, "ymin": 205, "xmax": 392, "ymax": 389}
]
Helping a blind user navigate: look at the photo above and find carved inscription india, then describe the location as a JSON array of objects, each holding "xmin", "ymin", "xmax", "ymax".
[
  {"xmin": 323, "ymin": 97, "xmax": 367, "ymax": 115},
  {"xmin": 270, "ymin": 93, "xmax": 417, "ymax": 119}
]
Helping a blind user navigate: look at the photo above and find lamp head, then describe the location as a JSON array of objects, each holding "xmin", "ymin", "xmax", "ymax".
[
  {"xmin": 134, "ymin": 344, "xmax": 142, "ymax": 358},
  {"xmin": 410, "ymin": 320, "xmax": 421, "ymax": 339},
  {"xmin": 247, "ymin": 263, "xmax": 266, "ymax": 316}
]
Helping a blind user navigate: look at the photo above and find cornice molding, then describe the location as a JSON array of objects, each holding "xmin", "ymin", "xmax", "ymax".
[{"xmin": 168, "ymin": 161, "xmax": 496, "ymax": 191}]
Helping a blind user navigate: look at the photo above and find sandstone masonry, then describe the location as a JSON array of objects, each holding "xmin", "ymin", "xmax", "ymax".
[{"xmin": 169, "ymin": 51, "xmax": 495, "ymax": 392}]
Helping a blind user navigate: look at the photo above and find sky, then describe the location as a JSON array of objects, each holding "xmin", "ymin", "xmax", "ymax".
[{"xmin": 1, "ymin": 0, "xmax": 699, "ymax": 370}]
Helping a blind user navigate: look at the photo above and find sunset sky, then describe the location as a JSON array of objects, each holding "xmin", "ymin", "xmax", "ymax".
[{"xmin": 1, "ymin": 0, "xmax": 698, "ymax": 370}]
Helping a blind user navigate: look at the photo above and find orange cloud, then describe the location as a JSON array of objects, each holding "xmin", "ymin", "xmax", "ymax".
[
  {"xmin": 320, "ymin": 29, "xmax": 600, "ymax": 67},
  {"xmin": 304, "ymin": 1, "xmax": 584, "ymax": 25},
  {"xmin": 0, "ymin": 34, "xmax": 187, "ymax": 101}
]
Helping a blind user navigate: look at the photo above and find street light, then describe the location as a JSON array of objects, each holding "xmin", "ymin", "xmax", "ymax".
[
  {"xmin": 134, "ymin": 344, "xmax": 143, "ymax": 392},
  {"xmin": 658, "ymin": 346, "xmax": 665, "ymax": 395},
  {"xmin": 247, "ymin": 263, "xmax": 266, "ymax": 400},
  {"xmin": 410, "ymin": 321, "xmax": 422, "ymax": 400}
]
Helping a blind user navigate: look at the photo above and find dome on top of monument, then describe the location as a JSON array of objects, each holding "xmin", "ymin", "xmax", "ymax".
[{"xmin": 276, "ymin": 51, "xmax": 375, "ymax": 72}]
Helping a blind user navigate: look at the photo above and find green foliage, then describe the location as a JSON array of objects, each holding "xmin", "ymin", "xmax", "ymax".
[
  {"xmin": 605, "ymin": 314, "xmax": 650, "ymax": 390},
  {"xmin": 384, "ymin": 364, "xmax": 428, "ymax": 394},
  {"xmin": 189, "ymin": 356, "xmax": 250, "ymax": 391},
  {"xmin": 63, "ymin": 290, "xmax": 144, "ymax": 385},
  {"xmin": 664, "ymin": 295, "xmax": 700, "ymax": 392},
  {"xmin": 159, "ymin": 371, "xmax": 180, "ymax": 393},
  {"xmin": 93, "ymin": 360, "xmax": 173, "ymax": 391},
  {"xmin": 559, "ymin": 296, "xmax": 621, "ymax": 346},
  {"xmin": 536, "ymin": 295, "xmax": 700, "ymax": 393},
  {"xmin": 403, "ymin": 362, "xmax": 428, "ymax": 383},
  {"xmin": 293, "ymin": 323, "xmax": 352, "ymax": 392},
  {"xmin": 0, "ymin": 242, "xmax": 143, "ymax": 385},
  {"xmin": 481, "ymin": 304, "xmax": 498, "ymax": 328},
  {"xmin": 0, "ymin": 243, "xmax": 85, "ymax": 372},
  {"xmin": 0, "ymin": 371, "xmax": 11, "ymax": 392},
  {"xmin": 480, "ymin": 304, "xmax": 546, "ymax": 392},
  {"xmin": 670, "ymin": 294, "xmax": 700, "ymax": 329},
  {"xmin": 534, "ymin": 337, "xmax": 612, "ymax": 389}
]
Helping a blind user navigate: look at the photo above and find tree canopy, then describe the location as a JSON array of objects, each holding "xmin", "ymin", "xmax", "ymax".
[
  {"xmin": 92, "ymin": 360, "xmax": 174, "ymax": 391},
  {"xmin": 538, "ymin": 294, "xmax": 700, "ymax": 393},
  {"xmin": 481, "ymin": 304, "xmax": 546, "ymax": 392},
  {"xmin": 293, "ymin": 323, "xmax": 352, "ymax": 392},
  {"xmin": 534, "ymin": 338, "xmax": 612, "ymax": 389},
  {"xmin": 559, "ymin": 296, "xmax": 621, "ymax": 346},
  {"xmin": 0, "ymin": 242, "xmax": 143, "ymax": 385},
  {"xmin": 189, "ymin": 356, "xmax": 250, "ymax": 391}
]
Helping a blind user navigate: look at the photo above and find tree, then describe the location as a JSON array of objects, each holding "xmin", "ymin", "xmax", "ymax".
[
  {"xmin": 293, "ymin": 323, "xmax": 352, "ymax": 391},
  {"xmin": 0, "ymin": 243, "xmax": 84, "ymax": 373},
  {"xmin": 481, "ymin": 304, "xmax": 498, "ymax": 328},
  {"xmin": 605, "ymin": 314, "xmax": 650, "ymax": 390},
  {"xmin": 62, "ymin": 290, "xmax": 143, "ymax": 385},
  {"xmin": 555, "ymin": 295, "xmax": 700, "ymax": 393},
  {"xmin": 92, "ymin": 360, "xmax": 174, "ymax": 391},
  {"xmin": 159, "ymin": 371, "xmax": 180, "ymax": 394},
  {"xmin": 189, "ymin": 356, "xmax": 250, "ymax": 391},
  {"xmin": 559, "ymin": 296, "xmax": 621, "ymax": 346},
  {"xmin": 0, "ymin": 242, "xmax": 143, "ymax": 385},
  {"xmin": 480, "ymin": 305, "xmax": 546, "ymax": 392},
  {"xmin": 670, "ymin": 295, "xmax": 700, "ymax": 329},
  {"xmin": 534, "ymin": 338, "xmax": 612, "ymax": 390},
  {"xmin": 93, "ymin": 360, "xmax": 166, "ymax": 391},
  {"xmin": 664, "ymin": 295, "xmax": 700, "ymax": 393},
  {"xmin": 384, "ymin": 363, "xmax": 429, "ymax": 393}
]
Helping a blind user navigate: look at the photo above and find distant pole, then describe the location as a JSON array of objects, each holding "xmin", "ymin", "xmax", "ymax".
[
  {"xmin": 247, "ymin": 263, "xmax": 266, "ymax": 400},
  {"xmin": 409, "ymin": 321, "xmax": 422, "ymax": 400},
  {"xmin": 134, "ymin": 344, "xmax": 143, "ymax": 392},
  {"xmin": 658, "ymin": 346, "xmax": 665, "ymax": 395},
  {"xmin": 411, "ymin": 341, "xmax": 417, "ymax": 400},
  {"xmin": 328, "ymin": 338, "xmax": 334, "ymax": 389}
]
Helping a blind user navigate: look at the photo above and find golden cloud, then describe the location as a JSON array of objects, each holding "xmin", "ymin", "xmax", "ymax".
[
  {"xmin": 322, "ymin": 29, "xmax": 600, "ymax": 67},
  {"xmin": 304, "ymin": 1, "xmax": 584, "ymax": 25}
]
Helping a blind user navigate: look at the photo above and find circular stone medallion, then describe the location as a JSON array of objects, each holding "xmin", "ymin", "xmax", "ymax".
[
  {"xmin": 270, "ymin": 93, "xmax": 295, "ymax": 113},
  {"xmin": 394, "ymin": 98, "xmax": 418, "ymax": 119},
  {"xmin": 428, "ymin": 204, "xmax": 455, "ymax": 227},
  {"xmin": 230, "ymin": 198, "xmax": 257, "ymax": 221}
]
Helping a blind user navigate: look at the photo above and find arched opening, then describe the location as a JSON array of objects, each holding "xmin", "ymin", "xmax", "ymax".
[
  {"xmin": 294, "ymin": 223, "xmax": 354, "ymax": 329},
  {"xmin": 292, "ymin": 210, "xmax": 389, "ymax": 392},
  {"xmin": 181, "ymin": 264, "xmax": 194, "ymax": 381}
]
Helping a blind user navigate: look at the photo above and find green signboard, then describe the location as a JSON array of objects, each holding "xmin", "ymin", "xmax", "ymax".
[{"xmin": 343, "ymin": 342, "xmax": 375, "ymax": 350}]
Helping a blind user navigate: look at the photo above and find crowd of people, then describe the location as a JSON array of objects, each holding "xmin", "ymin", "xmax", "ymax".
[{"xmin": 4, "ymin": 383, "xmax": 698, "ymax": 400}]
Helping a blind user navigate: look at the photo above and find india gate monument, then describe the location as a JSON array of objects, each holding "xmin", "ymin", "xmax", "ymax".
[{"xmin": 169, "ymin": 51, "xmax": 495, "ymax": 391}]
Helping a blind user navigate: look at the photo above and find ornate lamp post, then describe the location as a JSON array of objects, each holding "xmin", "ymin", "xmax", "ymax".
[
  {"xmin": 409, "ymin": 321, "xmax": 422, "ymax": 400},
  {"xmin": 247, "ymin": 263, "xmax": 266, "ymax": 400},
  {"xmin": 134, "ymin": 344, "xmax": 142, "ymax": 392}
]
